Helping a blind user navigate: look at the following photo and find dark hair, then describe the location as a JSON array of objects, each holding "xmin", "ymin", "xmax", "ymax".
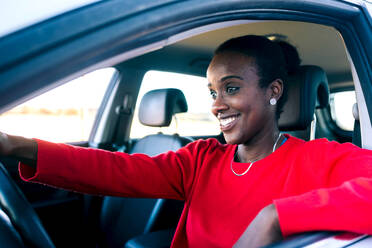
[
  {"xmin": 214, "ymin": 35, "xmax": 301, "ymax": 119},
  {"xmin": 274, "ymin": 40, "xmax": 301, "ymax": 75}
]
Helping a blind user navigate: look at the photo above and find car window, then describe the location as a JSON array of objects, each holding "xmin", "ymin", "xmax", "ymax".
[
  {"xmin": 130, "ymin": 70, "xmax": 220, "ymax": 138},
  {"xmin": 0, "ymin": 68, "xmax": 115, "ymax": 143},
  {"xmin": 329, "ymin": 90, "xmax": 356, "ymax": 131}
]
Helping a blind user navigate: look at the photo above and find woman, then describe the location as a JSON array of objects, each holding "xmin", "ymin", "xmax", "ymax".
[{"xmin": 1, "ymin": 35, "xmax": 372, "ymax": 248}]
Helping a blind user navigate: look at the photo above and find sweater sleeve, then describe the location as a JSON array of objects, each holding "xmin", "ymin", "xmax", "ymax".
[
  {"xmin": 274, "ymin": 140, "xmax": 372, "ymax": 237},
  {"xmin": 19, "ymin": 139, "xmax": 201, "ymax": 200}
]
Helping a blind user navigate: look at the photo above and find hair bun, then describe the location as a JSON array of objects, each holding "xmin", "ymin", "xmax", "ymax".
[{"xmin": 274, "ymin": 40, "xmax": 301, "ymax": 75}]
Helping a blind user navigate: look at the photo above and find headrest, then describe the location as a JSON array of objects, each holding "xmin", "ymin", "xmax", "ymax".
[
  {"xmin": 139, "ymin": 88, "xmax": 188, "ymax": 127},
  {"xmin": 279, "ymin": 65, "xmax": 329, "ymax": 130}
]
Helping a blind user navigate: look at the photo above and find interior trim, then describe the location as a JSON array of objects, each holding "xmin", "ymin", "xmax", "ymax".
[{"xmin": 347, "ymin": 49, "xmax": 372, "ymax": 149}]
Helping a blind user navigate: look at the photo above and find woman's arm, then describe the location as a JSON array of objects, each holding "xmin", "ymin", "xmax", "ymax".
[
  {"xmin": 0, "ymin": 131, "xmax": 38, "ymax": 167},
  {"xmin": 16, "ymin": 137, "xmax": 204, "ymax": 200},
  {"xmin": 274, "ymin": 177, "xmax": 372, "ymax": 237},
  {"xmin": 233, "ymin": 204, "xmax": 282, "ymax": 248},
  {"xmin": 274, "ymin": 141, "xmax": 372, "ymax": 238},
  {"xmin": 235, "ymin": 140, "xmax": 372, "ymax": 247}
]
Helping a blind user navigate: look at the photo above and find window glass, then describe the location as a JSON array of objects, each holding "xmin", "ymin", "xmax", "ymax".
[
  {"xmin": 130, "ymin": 70, "xmax": 220, "ymax": 138},
  {"xmin": 0, "ymin": 68, "xmax": 116, "ymax": 142},
  {"xmin": 329, "ymin": 90, "xmax": 356, "ymax": 131}
]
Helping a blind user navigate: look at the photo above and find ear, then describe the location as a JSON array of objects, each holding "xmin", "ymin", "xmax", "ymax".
[{"xmin": 267, "ymin": 79, "xmax": 283, "ymax": 102}]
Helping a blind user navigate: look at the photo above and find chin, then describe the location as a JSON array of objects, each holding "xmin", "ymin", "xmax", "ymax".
[{"xmin": 222, "ymin": 133, "xmax": 242, "ymax": 145}]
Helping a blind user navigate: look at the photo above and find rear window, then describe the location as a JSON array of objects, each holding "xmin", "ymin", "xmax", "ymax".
[
  {"xmin": 130, "ymin": 70, "xmax": 220, "ymax": 138},
  {"xmin": 329, "ymin": 90, "xmax": 356, "ymax": 131}
]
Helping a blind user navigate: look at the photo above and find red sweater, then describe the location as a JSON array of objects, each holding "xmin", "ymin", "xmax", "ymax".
[{"xmin": 19, "ymin": 135, "xmax": 372, "ymax": 247}]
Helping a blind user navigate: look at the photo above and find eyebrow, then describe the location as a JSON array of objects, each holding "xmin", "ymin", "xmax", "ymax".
[
  {"xmin": 220, "ymin": 75, "xmax": 243, "ymax": 82},
  {"xmin": 207, "ymin": 75, "xmax": 244, "ymax": 88}
]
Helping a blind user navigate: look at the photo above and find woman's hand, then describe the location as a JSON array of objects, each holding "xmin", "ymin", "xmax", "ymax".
[
  {"xmin": 233, "ymin": 204, "xmax": 282, "ymax": 248},
  {"xmin": 0, "ymin": 131, "xmax": 38, "ymax": 167},
  {"xmin": 0, "ymin": 131, "xmax": 12, "ymax": 156}
]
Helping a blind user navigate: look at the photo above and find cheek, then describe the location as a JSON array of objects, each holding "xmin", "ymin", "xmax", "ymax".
[
  {"xmin": 236, "ymin": 94, "xmax": 260, "ymax": 110},
  {"xmin": 241, "ymin": 98, "xmax": 269, "ymax": 121},
  {"xmin": 229, "ymin": 97, "xmax": 250, "ymax": 112}
]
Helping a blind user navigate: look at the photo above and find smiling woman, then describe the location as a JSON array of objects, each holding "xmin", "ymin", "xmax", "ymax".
[
  {"xmin": 0, "ymin": 1, "xmax": 372, "ymax": 248},
  {"xmin": 208, "ymin": 35, "xmax": 288, "ymax": 148}
]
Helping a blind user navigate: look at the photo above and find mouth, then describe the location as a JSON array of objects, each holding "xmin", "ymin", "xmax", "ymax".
[{"xmin": 218, "ymin": 113, "xmax": 240, "ymax": 131}]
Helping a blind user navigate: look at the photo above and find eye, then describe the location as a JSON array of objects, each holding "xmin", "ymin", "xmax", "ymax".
[
  {"xmin": 226, "ymin": 86, "xmax": 239, "ymax": 94},
  {"xmin": 209, "ymin": 90, "xmax": 217, "ymax": 100}
]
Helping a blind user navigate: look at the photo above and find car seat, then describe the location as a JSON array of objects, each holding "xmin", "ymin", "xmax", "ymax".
[
  {"xmin": 99, "ymin": 88, "xmax": 192, "ymax": 248},
  {"xmin": 279, "ymin": 65, "xmax": 329, "ymax": 139},
  {"xmin": 125, "ymin": 65, "xmax": 329, "ymax": 248}
]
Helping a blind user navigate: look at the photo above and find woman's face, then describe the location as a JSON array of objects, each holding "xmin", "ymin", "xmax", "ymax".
[{"xmin": 207, "ymin": 51, "xmax": 276, "ymax": 145}]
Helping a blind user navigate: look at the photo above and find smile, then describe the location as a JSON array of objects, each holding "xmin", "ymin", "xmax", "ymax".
[{"xmin": 218, "ymin": 114, "xmax": 240, "ymax": 131}]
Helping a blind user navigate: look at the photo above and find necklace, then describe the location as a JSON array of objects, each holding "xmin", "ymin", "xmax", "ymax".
[{"xmin": 231, "ymin": 133, "xmax": 283, "ymax": 176}]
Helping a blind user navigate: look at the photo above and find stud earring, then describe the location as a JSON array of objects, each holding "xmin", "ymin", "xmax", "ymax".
[{"xmin": 270, "ymin": 98, "xmax": 277, "ymax": 105}]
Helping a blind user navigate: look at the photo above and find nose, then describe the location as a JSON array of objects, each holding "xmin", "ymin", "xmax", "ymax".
[{"xmin": 211, "ymin": 93, "xmax": 229, "ymax": 116}]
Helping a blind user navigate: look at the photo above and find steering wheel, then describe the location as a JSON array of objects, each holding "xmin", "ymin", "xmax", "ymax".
[{"xmin": 0, "ymin": 161, "xmax": 55, "ymax": 248}]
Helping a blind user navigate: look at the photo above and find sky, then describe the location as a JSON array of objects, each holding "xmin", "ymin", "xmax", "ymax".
[
  {"xmin": 18, "ymin": 68, "xmax": 115, "ymax": 109},
  {"xmin": 0, "ymin": 0, "xmax": 99, "ymax": 37}
]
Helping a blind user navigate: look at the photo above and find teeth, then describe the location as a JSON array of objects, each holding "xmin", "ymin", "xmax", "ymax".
[{"xmin": 220, "ymin": 116, "xmax": 237, "ymax": 126}]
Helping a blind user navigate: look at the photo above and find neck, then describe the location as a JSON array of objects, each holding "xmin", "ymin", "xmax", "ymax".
[{"xmin": 236, "ymin": 128, "xmax": 281, "ymax": 163}]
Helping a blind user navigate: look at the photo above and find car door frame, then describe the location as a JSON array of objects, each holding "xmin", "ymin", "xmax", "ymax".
[{"xmin": 0, "ymin": 0, "xmax": 371, "ymax": 246}]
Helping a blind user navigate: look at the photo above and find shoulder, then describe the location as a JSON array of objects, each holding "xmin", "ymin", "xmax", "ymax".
[
  {"xmin": 286, "ymin": 134, "xmax": 355, "ymax": 150},
  {"xmin": 305, "ymin": 137, "xmax": 360, "ymax": 152},
  {"xmin": 171, "ymin": 138, "xmax": 233, "ymax": 166},
  {"xmin": 281, "ymin": 134, "xmax": 306, "ymax": 151},
  {"xmin": 185, "ymin": 138, "xmax": 230, "ymax": 150},
  {"xmin": 288, "ymin": 135, "xmax": 372, "ymax": 159},
  {"xmin": 180, "ymin": 138, "xmax": 232, "ymax": 156}
]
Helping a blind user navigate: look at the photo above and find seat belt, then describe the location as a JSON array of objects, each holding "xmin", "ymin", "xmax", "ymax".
[
  {"xmin": 113, "ymin": 94, "xmax": 134, "ymax": 152},
  {"xmin": 352, "ymin": 103, "xmax": 361, "ymax": 147}
]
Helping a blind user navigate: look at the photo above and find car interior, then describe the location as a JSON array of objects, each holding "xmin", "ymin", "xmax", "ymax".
[{"xmin": 0, "ymin": 6, "xmax": 369, "ymax": 247}]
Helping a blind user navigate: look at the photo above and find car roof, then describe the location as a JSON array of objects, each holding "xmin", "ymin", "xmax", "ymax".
[{"xmin": 122, "ymin": 20, "xmax": 352, "ymax": 90}]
